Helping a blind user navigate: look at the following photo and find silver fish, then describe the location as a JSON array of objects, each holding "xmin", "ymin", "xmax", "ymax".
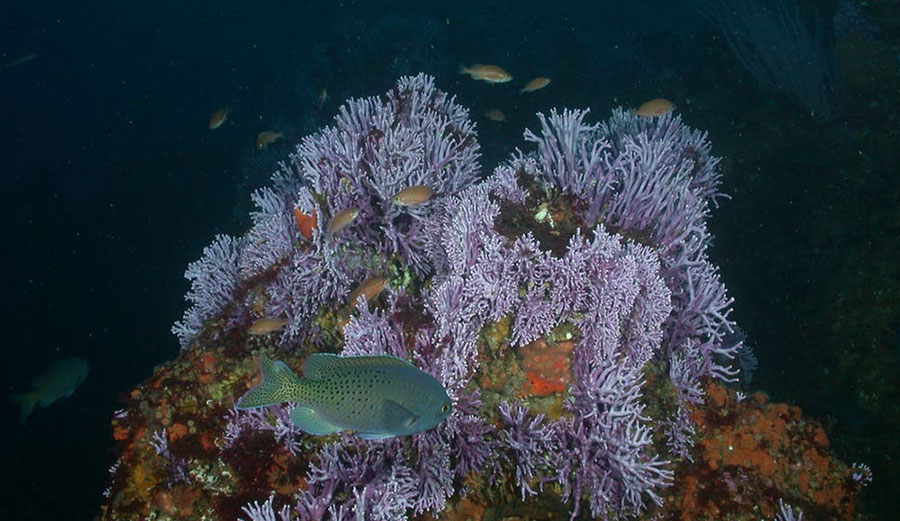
[{"xmin": 236, "ymin": 353, "xmax": 452, "ymax": 439}]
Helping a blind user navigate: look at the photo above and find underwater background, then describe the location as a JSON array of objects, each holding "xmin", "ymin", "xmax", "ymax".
[{"xmin": 1, "ymin": 0, "xmax": 898, "ymax": 519}]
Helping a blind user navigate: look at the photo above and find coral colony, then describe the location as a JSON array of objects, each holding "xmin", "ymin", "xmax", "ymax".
[{"xmin": 102, "ymin": 75, "xmax": 866, "ymax": 521}]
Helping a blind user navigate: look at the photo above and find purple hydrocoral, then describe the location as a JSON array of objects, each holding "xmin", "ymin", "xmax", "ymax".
[
  {"xmin": 487, "ymin": 227, "xmax": 675, "ymax": 517},
  {"xmin": 774, "ymin": 499, "xmax": 805, "ymax": 521},
  {"xmin": 484, "ymin": 107, "xmax": 739, "ymax": 516},
  {"xmin": 288, "ymin": 438, "xmax": 421, "ymax": 521},
  {"xmin": 497, "ymin": 351, "xmax": 676, "ymax": 519},
  {"xmin": 172, "ymin": 74, "xmax": 481, "ymax": 348},
  {"xmin": 446, "ymin": 388, "xmax": 495, "ymax": 480},
  {"xmin": 239, "ymin": 495, "xmax": 292, "ymax": 521},
  {"xmin": 498, "ymin": 401, "xmax": 560, "ymax": 500},
  {"xmin": 172, "ymin": 234, "xmax": 245, "ymax": 347},
  {"xmin": 521, "ymin": 108, "xmax": 618, "ymax": 224},
  {"xmin": 224, "ymin": 404, "xmax": 304, "ymax": 456},
  {"xmin": 561, "ymin": 351, "xmax": 674, "ymax": 518},
  {"xmin": 181, "ymin": 77, "xmax": 746, "ymax": 520},
  {"xmin": 417, "ymin": 167, "xmax": 676, "ymax": 517},
  {"xmin": 600, "ymin": 107, "xmax": 723, "ymax": 203},
  {"xmin": 597, "ymin": 109, "xmax": 738, "ymax": 382},
  {"xmin": 516, "ymin": 108, "xmax": 737, "ymax": 383},
  {"xmin": 260, "ymin": 73, "xmax": 481, "ymax": 343},
  {"xmin": 340, "ymin": 292, "xmax": 408, "ymax": 359},
  {"xmin": 149, "ymin": 428, "xmax": 193, "ymax": 485},
  {"xmin": 282, "ymin": 73, "xmax": 481, "ymax": 277},
  {"xmin": 663, "ymin": 339, "xmax": 706, "ymax": 459},
  {"xmin": 240, "ymin": 169, "xmax": 305, "ymax": 278},
  {"xmin": 557, "ymin": 229, "xmax": 672, "ymax": 369},
  {"xmin": 336, "ymin": 288, "xmax": 496, "ymax": 515}
]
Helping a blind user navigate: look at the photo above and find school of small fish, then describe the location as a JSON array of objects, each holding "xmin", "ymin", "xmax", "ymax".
[{"xmin": 206, "ymin": 62, "xmax": 674, "ymax": 169}]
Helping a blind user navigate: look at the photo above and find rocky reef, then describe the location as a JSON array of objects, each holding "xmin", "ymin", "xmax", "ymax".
[{"xmin": 99, "ymin": 75, "xmax": 865, "ymax": 521}]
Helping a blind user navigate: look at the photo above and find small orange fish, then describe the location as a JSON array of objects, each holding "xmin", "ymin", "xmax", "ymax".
[
  {"xmin": 520, "ymin": 77, "xmax": 551, "ymax": 93},
  {"xmin": 392, "ymin": 185, "xmax": 435, "ymax": 206},
  {"xmin": 485, "ymin": 108, "xmax": 506, "ymax": 122},
  {"xmin": 256, "ymin": 130, "xmax": 284, "ymax": 150},
  {"xmin": 635, "ymin": 98, "xmax": 675, "ymax": 117},
  {"xmin": 346, "ymin": 275, "xmax": 387, "ymax": 307},
  {"xmin": 293, "ymin": 208, "xmax": 317, "ymax": 240},
  {"xmin": 208, "ymin": 108, "xmax": 229, "ymax": 129},
  {"xmin": 326, "ymin": 208, "xmax": 359, "ymax": 237},
  {"xmin": 317, "ymin": 88, "xmax": 329, "ymax": 109},
  {"xmin": 459, "ymin": 64, "xmax": 512, "ymax": 83},
  {"xmin": 248, "ymin": 317, "xmax": 289, "ymax": 335}
]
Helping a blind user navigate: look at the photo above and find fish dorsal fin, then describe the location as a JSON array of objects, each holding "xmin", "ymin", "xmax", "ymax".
[
  {"xmin": 302, "ymin": 353, "xmax": 342, "ymax": 379},
  {"xmin": 380, "ymin": 398, "xmax": 419, "ymax": 431},
  {"xmin": 260, "ymin": 354, "xmax": 294, "ymax": 380},
  {"xmin": 302, "ymin": 353, "xmax": 415, "ymax": 380}
]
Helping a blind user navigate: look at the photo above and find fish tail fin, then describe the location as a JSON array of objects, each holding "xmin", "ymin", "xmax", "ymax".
[
  {"xmin": 12, "ymin": 392, "xmax": 39, "ymax": 424},
  {"xmin": 458, "ymin": 64, "xmax": 469, "ymax": 75},
  {"xmin": 236, "ymin": 354, "xmax": 303, "ymax": 409}
]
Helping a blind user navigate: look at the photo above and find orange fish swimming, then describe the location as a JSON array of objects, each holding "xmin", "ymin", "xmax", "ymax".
[
  {"xmin": 338, "ymin": 275, "xmax": 387, "ymax": 318},
  {"xmin": 326, "ymin": 208, "xmax": 359, "ymax": 237},
  {"xmin": 293, "ymin": 208, "xmax": 317, "ymax": 241},
  {"xmin": 256, "ymin": 130, "xmax": 284, "ymax": 150},
  {"xmin": 208, "ymin": 108, "xmax": 230, "ymax": 129},
  {"xmin": 485, "ymin": 108, "xmax": 506, "ymax": 122},
  {"xmin": 459, "ymin": 64, "xmax": 512, "ymax": 83},
  {"xmin": 392, "ymin": 185, "xmax": 435, "ymax": 206},
  {"xmin": 346, "ymin": 275, "xmax": 387, "ymax": 307},
  {"xmin": 520, "ymin": 77, "xmax": 551, "ymax": 93},
  {"xmin": 635, "ymin": 98, "xmax": 675, "ymax": 117}
]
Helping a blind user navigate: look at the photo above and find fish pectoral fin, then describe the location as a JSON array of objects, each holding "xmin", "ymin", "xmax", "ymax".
[
  {"xmin": 357, "ymin": 432, "xmax": 395, "ymax": 440},
  {"xmin": 289, "ymin": 406, "xmax": 342, "ymax": 436},
  {"xmin": 381, "ymin": 399, "xmax": 419, "ymax": 430}
]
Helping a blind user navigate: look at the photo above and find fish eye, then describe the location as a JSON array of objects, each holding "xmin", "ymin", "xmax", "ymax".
[{"xmin": 440, "ymin": 403, "xmax": 450, "ymax": 413}]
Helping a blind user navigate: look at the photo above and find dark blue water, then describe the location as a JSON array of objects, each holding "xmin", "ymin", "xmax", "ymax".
[{"xmin": 2, "ymin": 1, "xmax": 897, "ymax": 519}]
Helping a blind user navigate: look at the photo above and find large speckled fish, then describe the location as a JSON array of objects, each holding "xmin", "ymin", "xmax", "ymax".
[{"xmin": 236, "ymin": 353, "xmax": 452, "ymax": 439}]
